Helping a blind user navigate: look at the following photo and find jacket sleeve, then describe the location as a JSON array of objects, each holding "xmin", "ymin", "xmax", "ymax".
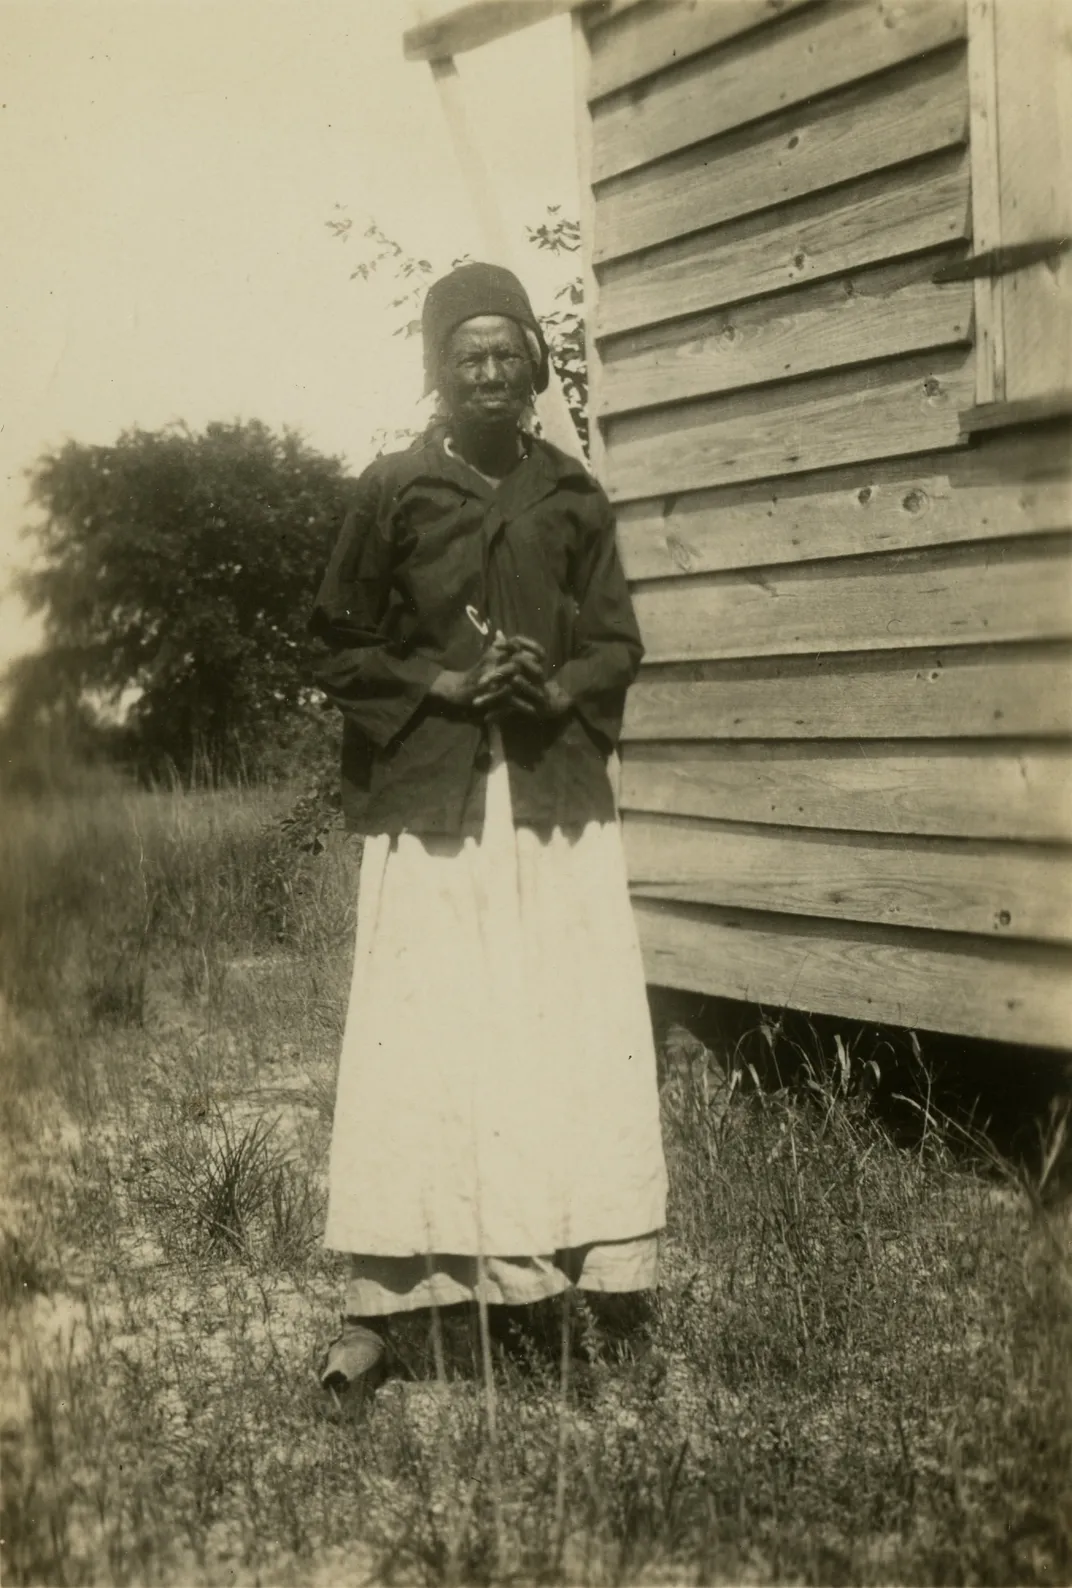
[
  {"xmin": 308, "ymin": 464, "xmax": 441, "ymax": 749},
  {"xmin": 553, "ymin": 488, "xmax": 644, "ymax": 750}
]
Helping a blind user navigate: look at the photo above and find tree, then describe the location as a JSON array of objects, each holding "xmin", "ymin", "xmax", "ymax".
[
  {"xmin": 10, "ymin": 420, "xmax": 353, "ymax": 781},
  {"xmin": 526, "ymin": 210, "xmax": 588, "ymax": 454}
]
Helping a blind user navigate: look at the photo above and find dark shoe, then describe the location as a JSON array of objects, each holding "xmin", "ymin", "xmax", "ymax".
[{"xmin": 318, "ymin": 1320, "xmax": 387, "ymax": 1397}]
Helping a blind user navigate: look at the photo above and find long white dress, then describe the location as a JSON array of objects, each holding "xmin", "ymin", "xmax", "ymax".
[{"xmin": 324, "ymin": 727, "xmax": 668, "ymax": 1314}]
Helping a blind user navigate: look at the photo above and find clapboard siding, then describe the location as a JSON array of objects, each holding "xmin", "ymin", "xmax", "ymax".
[
  {"xmin": 575, "ymin": 0, "xmax": 1072, "ymax": 1047},
  {"xmin": 596, "ymin": 147, "xmax": 971, "ymax": 338},
  {"xmin": 625, "ymin": 814, "xmax": 1072, "ymax": 944},
  {"xmin": 587, "ymin": 0, "xmax": 816, "ymax": 101},
  {"xmin": 633, "ymin": 900, "xmax": 1072, "ymax": 1048},
  {"xmin": 616, "ymin": 431, "xmax": 1072, "ymax": 578},
  {"xmin": 619, "ymin": 742, "xmax": 1072, "ymax": 845},
  {"xmin": 598, "ymin": 250, "xmax": 971, "ymax": 414},
  {"xmin": 631, "ymin": 534, "xmax": 1072, "ymax": 663},
  {"xmin": 591, "ymin": 0, "xmax": 965, "ymax": 183},
  {"xmin": 622, "ymin": 645, "xmax": 1072, "ymax": 741},
  {"xmin": 604, "ymin": 349, "xmax": 973, "ymax": 499},
  {"xmin": 593, "ymin": 45, "xmax": 967, "ymax": 263}
]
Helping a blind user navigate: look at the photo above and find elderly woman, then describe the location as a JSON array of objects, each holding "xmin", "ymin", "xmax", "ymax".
[{"xmin": 309, "ymin": 262, "xmax": 667, "ymax": 1395}]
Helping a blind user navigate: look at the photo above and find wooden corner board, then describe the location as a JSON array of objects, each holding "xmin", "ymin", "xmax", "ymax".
[{"xmin": 960, "ymin": 396, "xmax": 1072, "ymax": 436}]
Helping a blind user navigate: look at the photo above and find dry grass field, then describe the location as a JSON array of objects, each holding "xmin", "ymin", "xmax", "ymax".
[{"xmin": 1, "ymin": 768, "xmax": 1070, "ymax": 1586}]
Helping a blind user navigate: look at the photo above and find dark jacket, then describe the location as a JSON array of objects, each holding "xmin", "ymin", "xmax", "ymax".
[{"xmin": 308, "ymin": 429, "xmax": 643, "ymax": 836}]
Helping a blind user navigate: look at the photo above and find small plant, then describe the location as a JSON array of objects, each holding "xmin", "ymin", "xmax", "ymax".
[{"xmin": 140, "ymin": 1108, "xmax": 288, "ymax": 1261}]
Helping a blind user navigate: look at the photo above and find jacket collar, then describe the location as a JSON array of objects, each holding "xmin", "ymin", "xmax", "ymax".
[{"xmin": 388, "ymin": 425, "xmax": 596, "ymax": 504}]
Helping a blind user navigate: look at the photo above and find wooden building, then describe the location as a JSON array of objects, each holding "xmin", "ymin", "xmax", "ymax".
[{"xmin": 405, "ymin": 0, "xmax": 1072, "ymax": 1051}]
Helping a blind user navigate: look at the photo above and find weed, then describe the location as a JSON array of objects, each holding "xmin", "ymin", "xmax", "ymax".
[{"xmin": 140, "ymin": 1108, "xmax": 289, "ymax": 1261}]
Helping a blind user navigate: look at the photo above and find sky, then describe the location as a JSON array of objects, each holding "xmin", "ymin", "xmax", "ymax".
[{"xmin": 0, "ymin": 0, "xmax": 581, "ymax": 667}]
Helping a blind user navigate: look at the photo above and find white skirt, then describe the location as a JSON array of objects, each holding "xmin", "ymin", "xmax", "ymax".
[{"xmin": 324, "ymin": 729, "xmax": 667, "ymax": 1263}]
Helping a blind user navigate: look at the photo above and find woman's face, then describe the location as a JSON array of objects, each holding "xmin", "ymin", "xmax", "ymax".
[{"xmin": 439, "ymin": 315, "xmax": 534, "ymax": 429}]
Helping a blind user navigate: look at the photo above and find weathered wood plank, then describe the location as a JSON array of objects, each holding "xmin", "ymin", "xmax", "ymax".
[
  {"xmin": 593, "ymin": 46, "xmax": 967, "ymax": 263},
  {"xmin": 621, "ymin": 644, "xmax": 1072, "ymax": 740},
  {"xmin": 615, "ymin": 430, "xmax": 1072, "ymax": 578},
  {"xmin": 592, "ymin": 0, "xmax": 965, "ymax": 182},
  {"xmin": 625, "ymin": 812, "xmax": 1072, "ymax": 944},
  {"xmin": 604, "ymin": 349, "xmax": 973, "ymax": 499},
  {"xmin": 967, "ymin": 0, "xmax": 1005, "ymax": 404},
  {"xmin": 619, "ymin": 741, "xmax": 1072, "ymax": 843},
  {"xmin": 598, "ymin": 252, "xmax": 971, "ymax": 415},
  {"xmin": 632, "ymin": 536, "xmax": 1072, "ymax": 663},
  {"xmin": 595, "ymin": 148, "xmax": 970, "ymax": 339},
  {"xmin": 586, "ymin": 0, "xmax": 814, "ymax": 101},
  {"xmin": 993, "ymin": 0, "xmax": 1072, "ymax": 404},
  {"xmin": 633, "ymin": 898, "xmax": 1072, "ymax": 1048}
]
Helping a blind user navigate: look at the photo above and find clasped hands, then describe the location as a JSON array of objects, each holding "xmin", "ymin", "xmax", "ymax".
[{"xmin": 429, "ymin": 632, "xmax": 572, "ymax": 721}]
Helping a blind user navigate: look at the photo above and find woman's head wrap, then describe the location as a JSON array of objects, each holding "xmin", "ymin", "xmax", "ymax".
[{"xmin": 421, "ymin": 262, "xmax": 550, "ymax": 396}]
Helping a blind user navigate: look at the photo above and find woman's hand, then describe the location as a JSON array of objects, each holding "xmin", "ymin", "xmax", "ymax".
[
  {"xmin": 499, "ymin": 636, "xmax": 573, "ymax": 720},
  {"xmin": 429, "ymin": 633, "xmax": 573, "ymax": 720},
  {"xmin": 428, "ymin": 634, "xmax": 518, "ymax": 713}
]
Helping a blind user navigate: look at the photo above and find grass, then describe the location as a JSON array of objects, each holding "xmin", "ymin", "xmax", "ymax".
[
  {"xmin": 1, "ymin": 764, "xmax": 1070, "ymax": 1585},
  {"xmin": 137, "ymin": 1107, "xmax": 325, "ymax": 1267}
]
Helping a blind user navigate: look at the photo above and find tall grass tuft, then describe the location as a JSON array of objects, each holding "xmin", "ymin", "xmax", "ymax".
[{"xmin": 139, "ymin": 1107, "xmax": 323, "ymax": 1266}]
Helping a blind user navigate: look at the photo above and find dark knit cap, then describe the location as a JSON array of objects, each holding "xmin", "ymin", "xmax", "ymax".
[{"xmin": 421, "ymin": 262, "xmax": 550, "ymax": 396}]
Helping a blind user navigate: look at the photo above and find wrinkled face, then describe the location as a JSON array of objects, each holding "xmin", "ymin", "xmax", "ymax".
[{"xmin": 438, "ymin": 315, "xmax": 534, "ymax": 428}]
